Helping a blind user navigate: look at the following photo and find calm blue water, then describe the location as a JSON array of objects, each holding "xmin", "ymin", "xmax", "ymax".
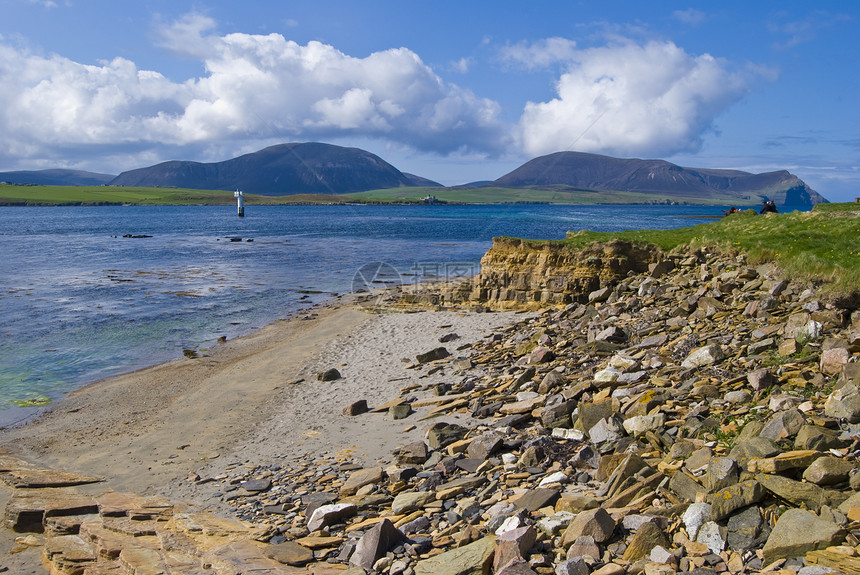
[{"xmin": 0, "ymin": 203, "xmax": 775, "ymax": 425}]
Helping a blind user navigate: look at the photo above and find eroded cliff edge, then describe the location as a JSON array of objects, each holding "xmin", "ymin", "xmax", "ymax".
[{"xmin": 415, "ymin": 237, "xmax": 667, "ymax": 311}]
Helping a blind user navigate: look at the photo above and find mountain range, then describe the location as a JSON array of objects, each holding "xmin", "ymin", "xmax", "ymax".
[
  {"xmin": 0, "ymin": 142, "xmax": 827, "ymax": 205},
  {"xmin": 493, "ymin": 151, "xmax": 827, "ymax": 206}
]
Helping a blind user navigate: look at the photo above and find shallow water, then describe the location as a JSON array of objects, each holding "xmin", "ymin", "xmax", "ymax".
[{"xmin": 0, "ymin": 203, "xmax": 788, "ymax": 425}]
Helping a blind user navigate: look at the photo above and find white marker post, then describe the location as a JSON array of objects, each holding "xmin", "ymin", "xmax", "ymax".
[{"xmin": 234, "ymin": 190, "xmax": 244, "ymax": 217}]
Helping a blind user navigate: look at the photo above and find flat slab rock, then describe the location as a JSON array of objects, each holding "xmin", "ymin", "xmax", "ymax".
[
  {"xmin": 0, "ymin": 468, "xmax": 103, "ymax": 488},
  {"xmin": 6, "ymin": 487, "xmax": 99, "ymax": 532}
]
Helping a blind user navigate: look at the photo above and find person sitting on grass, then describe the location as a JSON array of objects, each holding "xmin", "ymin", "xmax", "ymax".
[{"xmin": 760, "ymin": 200, "xmax": 778, "ymax": 214}]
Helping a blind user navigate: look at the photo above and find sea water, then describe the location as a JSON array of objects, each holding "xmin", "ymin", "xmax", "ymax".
[{"xmin": 0, "ymin": 203, "xmax": 775, "ymax": 425}]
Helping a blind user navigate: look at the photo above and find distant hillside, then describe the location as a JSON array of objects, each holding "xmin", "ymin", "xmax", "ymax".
[
  {"xmin": 0, "ymin": 169, "xmax": 115, "ymax": 186},
  {"xmin": 402, "ymin": 173, "xmax": 442, "ymax": 187},
  {"xmin": 493, "ymin": 151, "xmax": 827, "ymax": 206},
  {"xmin": 110, "ymin": 143, "xmax": 440, "ymax": 195}
]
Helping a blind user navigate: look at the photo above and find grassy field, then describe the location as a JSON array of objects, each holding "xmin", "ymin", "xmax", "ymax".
[
  {"xmin": 344, "ymin": 185, "xmax": 760, "ymax": 205},
  {"xmin": 512, "ymin": 202, "xmax": 860, "ymax": 297},
  {"xmin": 0, "ymin": 183, "xmax": 772, "ymax": 206},
  {"xmin": 0, "ymin": 184, "xmax": 350, "ymax": 205}
]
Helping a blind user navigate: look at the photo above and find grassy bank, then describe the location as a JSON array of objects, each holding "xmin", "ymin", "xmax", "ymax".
[
  {"xmin": 552, "ymin": 203, "xmax": 859, "ymax": 297},
  {"xmin": 0, "ymin": 185, "xmax": 349, "ymax": 206},
  {"xmin": 345, "ymin": 186, "xmax": 760, "ymax": 205}
]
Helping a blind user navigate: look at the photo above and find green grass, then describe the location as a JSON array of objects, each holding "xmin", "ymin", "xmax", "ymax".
[
  {"xmin": 345, "ymin": 185, "xmax": 761, "ymax": 205},
  {"xmin": 511, "ymin": 203, "xmax": 860, "ymax": 297},
  {"xmin": 0, "ymin": 184, "xmax": 350, "ymax": 205}
]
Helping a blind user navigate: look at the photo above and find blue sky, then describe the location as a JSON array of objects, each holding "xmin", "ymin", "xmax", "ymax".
[{"xmin": 0, "ymin": 1, "xmax": 857, "ymax": 201}]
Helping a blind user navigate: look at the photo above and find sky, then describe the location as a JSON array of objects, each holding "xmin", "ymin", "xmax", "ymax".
[{"xmin": 0, "ymin": 1, "xmax": 858, "ymax": 202}]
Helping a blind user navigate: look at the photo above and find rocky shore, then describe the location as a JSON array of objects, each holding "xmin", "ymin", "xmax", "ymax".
[{"xmin": 3, "ymin": 243, "xmax": 860, "ymax": 575}]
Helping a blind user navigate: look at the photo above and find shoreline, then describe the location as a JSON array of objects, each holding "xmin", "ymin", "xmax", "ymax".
[{"xmin": 0, "ymin": 290, "xmax": 528, "ymax": 572}]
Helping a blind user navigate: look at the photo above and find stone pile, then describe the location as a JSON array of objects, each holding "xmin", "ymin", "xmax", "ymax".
[
  {"xmin": 5, "ymin": 248, "xmax": 860, "ymax": 574},
  {"xmin": 191, "ymin": 250, "xmax": 860, "ymax": 574}
]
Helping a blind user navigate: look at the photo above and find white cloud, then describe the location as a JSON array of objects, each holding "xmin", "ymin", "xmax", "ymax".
[
  {"xmin": 0, "ymin": 13, "xmax": 507, "ymax": 170},
  {"xmin": 672, "ymin": 9, "xmax": 707, "ymax": 26},
  {"xmin": 451, "ymin": 58, "xmax": 470, "ymax": 74},
  {"xmin": 517, "ymin": 39, "xmax": 756, "ymax": 158},
  {"xmin": 499, "ymin": 37, "xmax": 578, "ymax": 70}
]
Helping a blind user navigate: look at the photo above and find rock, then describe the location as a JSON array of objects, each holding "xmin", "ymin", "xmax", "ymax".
[
  {"xmin": 413, "ymin": 536, "xmax": 496, "ymax": 575},
  {"xmin": 394, "ymin": 441, "xmax": 429, "ymax": 464},
  {"xmin": 493, "ymin": 526, "xmax": 536, "ymax": 573},
  {"xmin": 593, "ymin": 367, "xmax": 622, "ymax": 385},
  {"xmin": 264, "ymin": 541, "xmax": 314, "ymax": 566},
  {"xmin": 683, "ymin": 502, "xmax": 712, "ymax": 540},
  {"xmin": 536, "ymin": 512, "xmax": 575, "ymax": 536},
  {"xmin": 587, "ymin": 416, "xmax": 625, "ymax": 445},
  {"xmin": 565, "ymin": 534, "xmax": 600, "ymax": 560},
  {"xmin": 318, "ymin": 368, "xmax": 341, "ymax": 381},
  {"xmin": 416, "ymin": 347, "xmax": 450, "ymax": 363},
  {"xmin": 589, "ymin": 287, "xmax": 612, "ymax": 303},
  {"xmin": 725, "ymin": 390, "xmax": 752, "ymax": 404},
  {"xmin": 730, "ymin": 437, "xmax": 780, "ymax": 470},
  {"xmin": 596, "ymin": 326, "xmax": 627, "ymax": 343},
  {"xmin": 795, "ymin": 425, "xmax": 846, "ymax": 451},
  {"xmin": 803, "ymin": 456, "xmax": 855, "ymax": 486},
  {"xmin": 307, "ymin": 503, "xmax": 357, "ymax": 532},
  {"xmin": 576, "ymin": 402, "xmax": 615, "ymax": 433},
  {"xmin": 622, "ymin": 521, "xmax": 669, "ymax": 562},
  {"xmin": 389, "ymin": 404, "xmax": 412, "ymax": 420},
  {"xmin": 705, "ymin": 457, "xmax": 738, "ymax": 493},
  {"xmin": 756, "ymin": 474, "xmax": 845, "ymax": 511},
  {"xmin": 669, "ymin": 470, "xmax": 705, "ymax": 503},
  {"xmin": 5, "ymin": 488, "xmax": 98, "ymax": 532},
  {"xmin": 496, "ymin": 560, "xmax": 539, "ymax": 575},
  {"xmin": 779, "ymin": 338, "xmax": 801, "ymax": 357},
  {"xmin": 340, "ymin": 467, "xmax": 384, "ymax": 496},
  {"xmin": 541, "ymin": 399, "xmax": 576, "ymax": 429},
  {"xmin": 749, "ymin": 450, "xmax": 821, "ymax": 474},
  {"xmin": 560, "ymin": 507, "xmax": 616, "ymax": 547},
  {"xmin": 350, "ymin": 519, "xmax": 407, "ymax": 570},
  {"xmin": 240, "ymin": 478, "xmax": 271, "ymax": 493},
  {"xmin": 622, "ymin": 414, "xmax": 666, "ymax": 437},
  {"xmin": 696, "ymin": 521, "xmax": 726, "ymax": 554},
  {"xmin": 758, "ymin": 409, "xmax": 805, "ymax": 441},
  {"xmin": 467, "ymin": 432, "xmax": 505, "ymax": 460},
  {"xmin": 681, "ymin": 345, "xmax": 725, "ymax": 369},
  {"xmin": 343, "ymin": 400, "xmax": 369, "ymax": 416},
  {"xmin": 513, "ymin": 488, "xmax": 559, "ymax": 512},
  {"xmin": 555, "ymin": 557, "xmax": 589, "ymax": 575},
  {"xmin": 426, "ymin": 422, "xmax": 469, "ymax": 449},
  {"xmin": 707, "ymin": 480, "xmax": 764, "ymax": 522},
  {"xmin": 825, "ymin": 383, "xmax": 860, "ymax": 423},
  {"xmin": 649, "ymin": 260, "xmax": 675, "ymax": 278},
  {"xmin": 726, "ymin": 505, "xmax": 763, "ymax": 552},
  {"xmin": 529, "ymin": 346, "xmax": 555, "ymax": 364},
  {"xmin": 747, "ymin": 368, "xmax": 775, "ymax": 391},
  {"xmin": 392, "ymin": 491, "xmax": 434, "ymax": 514},
  {"xmin": 821, "ymin": 348, "xmax": 850, "ymax": 375},
  {"xmin": 761, "ymin": 509, "xmax": 845, "ymax": 565}
]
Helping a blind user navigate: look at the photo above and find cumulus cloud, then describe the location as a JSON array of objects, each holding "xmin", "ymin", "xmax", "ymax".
[
  {"xmin": 499, "ymin": 37, "xmax": 578, "ymax": 70},
  {"xmin": 517, "ymin": 39, "xmax": 756, "ymax": 158},
  {"xmin": 0, "ymin": 12, "xmax": 507, "ymax": 169}
]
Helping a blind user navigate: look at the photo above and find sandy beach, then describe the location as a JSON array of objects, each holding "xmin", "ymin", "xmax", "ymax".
[{"xmin": 0, "ymin": 293, "xmax": 526, "ymax": 572}]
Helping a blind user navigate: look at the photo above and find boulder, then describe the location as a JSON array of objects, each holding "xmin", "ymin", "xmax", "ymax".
[{"xmin": 761, "ymin": 509, "xmax": 845, "ymax": 565}]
